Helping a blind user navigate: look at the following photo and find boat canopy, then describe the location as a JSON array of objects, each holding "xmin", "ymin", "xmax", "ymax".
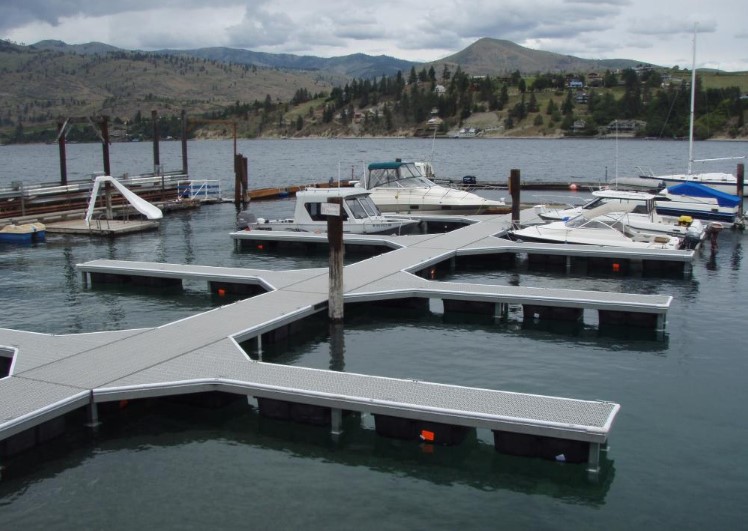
[
  {"xmin": 366, "ymin": 161, "xmax": 433, "ymax": 189},
  {"xmin": 368, "ymin": 162, "xmax": 405, "ymax": 171},
  {"xmin": 666, "ymin": 182, "xmax": 741, "ymax": 207},
  {"xmin": 579, "ymin": 201, "xmax": 636, "ymax": 220}
]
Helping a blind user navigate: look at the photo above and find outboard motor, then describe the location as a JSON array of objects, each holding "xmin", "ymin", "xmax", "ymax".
[{"xmin": 236, "ymin": 210, "xmax": 258, "ymax": 230}]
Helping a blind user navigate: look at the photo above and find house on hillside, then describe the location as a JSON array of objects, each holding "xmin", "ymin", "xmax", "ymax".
[
  {"xmin": 607, "ymin": 119, "xmax": 646, "ymax": 133},
  {"xmin": 434, "ymin": 84, "xmax": 447, "ymax": 95}
]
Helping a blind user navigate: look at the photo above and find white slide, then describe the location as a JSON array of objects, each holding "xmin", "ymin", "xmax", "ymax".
[{"xmin": 86, "ymin": 175, "xmax": 163, "ymax": 226}]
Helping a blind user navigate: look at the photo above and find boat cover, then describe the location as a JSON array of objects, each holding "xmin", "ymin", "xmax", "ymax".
[{"xmin": 666, "ymin": 182, "xmax": 741, "ymax": 207}]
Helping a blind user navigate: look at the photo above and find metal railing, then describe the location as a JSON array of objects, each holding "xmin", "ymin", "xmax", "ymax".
[{"xmin": 176, "ymin": 180, "xmax": 222, "ymax": 201}]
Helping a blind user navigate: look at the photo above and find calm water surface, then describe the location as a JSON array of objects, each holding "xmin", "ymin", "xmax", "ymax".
[{"xmin": 1, "ymin": 139, "xmax": 747, "ymax": 530}]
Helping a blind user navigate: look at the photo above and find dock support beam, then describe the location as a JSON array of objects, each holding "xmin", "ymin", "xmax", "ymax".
[
  {"xmin": 587, "ymin": 442, "xmax": 601, "ymax": 474},
  {"xmin": 86, "ymin": 393, "xmax": 100, "ymax": 429},
  {"xmin": 331, "ymin": 408, "xmax": 343, "ymax": 437}
]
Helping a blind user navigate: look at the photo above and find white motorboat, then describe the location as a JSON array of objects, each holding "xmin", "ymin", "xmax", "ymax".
[
  {"xmin": 356, "ymin": 160, "xmax": 505, "ymax": 215},
  {"xmin": 511, "ymin": 203, "xmax": 682, "ymax": 250},
  {"xmin": 236, "ymin": 187, "xmax": 419, "ymax": 235},
  {"xmin": 534, "ymin": 189, "xmax": 705, "ymax": 247},
  {"xmin": 638, "ymin": 29, "xmax": 745, "ymax": 194},
  {"xmin": 535, "ymin": 189, "xmax": 656, "ymax": 221},
  {"xmin": 656, "ymin": 182, "xmax": 742, "ymax": 223},
  {"xmin": 536, "ymin": 184, "xmax": 740, "ymax": 225}
]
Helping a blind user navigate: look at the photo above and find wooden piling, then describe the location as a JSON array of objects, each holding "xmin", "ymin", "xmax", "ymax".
[
  {"xmin": 100, "ymin": 116, "xmax": 111, "ymax": 177},
  {"xmin": 234, "ymin": 154, "xmax": 248, "ymax": 207},
  {"xmin": 151, "ymin": 110, "xmax": 160, "ymax": 174},
  {"xmin": 57, "ymin": 121, "xmax": 68, "ymax": 186},
  {"xmin": 327, "ymin": 197, "xmax": 344, "ymax": 323},
  {"xmin": 181, "ymin": 109, "xmax": 188, "ymax": 175},
  {"xmin": 737, "ymin": 163, "xmax": 744, "ymax": 217},
  {"xmin": 510, "ymin": 169, "xmax": 521, "ymax": 229}
]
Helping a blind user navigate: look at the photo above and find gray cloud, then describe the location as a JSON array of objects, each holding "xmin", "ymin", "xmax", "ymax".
[
  {"xmin": 627, "ymin": 17, "xmax": 717, "ymax": 36},
  {"xmin": 0, "ymin": 0, "xmax": 243, "ymax": 32},
  {"xmin": 1, "ymin": 0, "xmax": 746, "ymax": 71}
]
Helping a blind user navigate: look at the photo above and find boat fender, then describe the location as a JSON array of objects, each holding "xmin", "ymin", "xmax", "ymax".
[{"xmin": 678, "ymin": 215, "xmax": 693, "ymax": 226}]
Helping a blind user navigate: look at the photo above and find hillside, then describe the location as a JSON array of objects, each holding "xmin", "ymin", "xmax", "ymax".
[
  {"xmin": 430, "ymin": 38, "xmax": 648, "ymax": 75},
  {"xmin": 30, "ymin": 40, "xmax": 416, "ymax": 81},
  {"xmin": 0, "ymin": 46, "xmax": 335, "ymax": 140},
  {"xmin": 2, "ymin": 38, "xmax": 746, "ymax": 143}
]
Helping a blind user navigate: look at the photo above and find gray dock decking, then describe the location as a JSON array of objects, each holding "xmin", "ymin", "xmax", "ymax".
[{"xmin": 1, "ymin": 210, "xmax": 687, "ymax": 473}]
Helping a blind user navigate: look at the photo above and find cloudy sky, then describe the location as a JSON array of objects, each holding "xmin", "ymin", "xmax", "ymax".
[{"xmin": 2, "ymin": 0, "xmax": 747, "ymax": 71}]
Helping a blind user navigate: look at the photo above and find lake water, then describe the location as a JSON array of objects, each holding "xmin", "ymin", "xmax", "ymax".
[{"xmin": 1, "ymin": 138, "xmax": 747, "ymax": 530}]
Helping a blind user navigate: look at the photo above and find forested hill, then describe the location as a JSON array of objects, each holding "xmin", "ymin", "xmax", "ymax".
[
  {"xmin": 1, "ymin": 38, "xmax": 746, "ymax": 143},
  {"xmin": 429, "ymin": 38, "xmax": 647, "ymax": 75}
]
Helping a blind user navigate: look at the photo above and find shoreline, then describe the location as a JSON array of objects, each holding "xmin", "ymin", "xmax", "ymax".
[{"xmin": 3, "ymin": 134, "xmax": 748, "ymax": 147}]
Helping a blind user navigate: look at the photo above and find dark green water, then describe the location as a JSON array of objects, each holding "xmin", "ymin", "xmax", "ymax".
[{"xmin": 1, "ymin": 140, "xmax": 747, "ymax": 529}]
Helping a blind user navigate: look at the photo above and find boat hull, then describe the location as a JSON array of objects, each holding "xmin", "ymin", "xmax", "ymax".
[
  {"xmin": 247, "ymin": 218, "xmax": 419, "ymax": 235},
  {"xmin": 0, "ymin": 226, "xmax": 46, "ymax": 244},
  {"xmin": 371, "ymin": 190, "xmax": 505, "ymax": 215},
  {"xmin": 655, "ymin": 205, "xmax": 737, "ymax": 223},
  {"xmin": 641, "ymin": 175, "xmax": 746, "ymax": 195}
]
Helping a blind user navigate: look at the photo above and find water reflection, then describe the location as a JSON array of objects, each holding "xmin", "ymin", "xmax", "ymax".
[
  {"xmin": 62, "ymin": 246, "xmax": 85, "ymax": 333},
  {"xmin": 180, "ymin": 215, "xmax": 193, "ymax": 264},
  {"xmin": 329, "ymin": 322, "xmax": 345, "ymax": 372},
  {"xmin": 730, "ymin": 239, "xmax": 742, "ymax": 272},
  {"xmin": 0, "ymin": 400, "xmax": 614, "ymax": 507}
]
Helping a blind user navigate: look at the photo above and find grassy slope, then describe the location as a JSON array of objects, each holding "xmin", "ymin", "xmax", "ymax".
[
  {"xmin": 2, "ymin": 45, "xmax": 746, "ymax": 141},
  {"xmin": 0, "ymin": 49, "xmax": 334, "ymax": 137}
]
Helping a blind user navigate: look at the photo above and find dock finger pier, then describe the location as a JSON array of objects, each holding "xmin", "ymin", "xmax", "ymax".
[{"xmin": 1, "ymin": 210, "xmax": 692, "ymax": 476}]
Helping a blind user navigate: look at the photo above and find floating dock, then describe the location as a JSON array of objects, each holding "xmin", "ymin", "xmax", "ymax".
[{"xmin": 0, "ymin": 209, "xmax": 690, "ymax": 476}]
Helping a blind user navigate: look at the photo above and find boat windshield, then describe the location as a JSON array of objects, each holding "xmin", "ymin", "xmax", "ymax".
[
  {"xmin": 345, "ymin": 195, "xmax": 383, "ymax": 219},
  {"xmin": 582, "ymin": 197, "xmax": 606, "ymax": 210},
  {"xmin": 565, "ymin": 216, "xmax": 615, "ymax": 230},
  {"xmin": 367, "ymin": 163, "xmax": 435, "ymax": 189}
]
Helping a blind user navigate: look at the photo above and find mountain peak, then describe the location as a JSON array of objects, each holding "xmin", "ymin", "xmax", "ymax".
[{"xmin": 434, "ymin": 37, "xmax": 646, "ymax": 74}]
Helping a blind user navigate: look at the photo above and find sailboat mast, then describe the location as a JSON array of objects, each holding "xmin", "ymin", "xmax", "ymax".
[{"xmin": 688, "ymin": 24, "xmax": 697, "ymax": 175}]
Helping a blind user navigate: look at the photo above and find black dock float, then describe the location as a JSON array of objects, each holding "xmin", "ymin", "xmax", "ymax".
[
  {"xmin": 89, "ymin": 271, "xmax": 183, "ymax": 288},
  {"xmin": 374, "ymin": 414, "xmax": 473, "ymax": 446},
  {"xmin": 523, "ymin": 305, "xmax": 584, "ymax": 322},
  {"xmin": 493, "ymin": 430, "xmax": 591, "ymax": 464}
]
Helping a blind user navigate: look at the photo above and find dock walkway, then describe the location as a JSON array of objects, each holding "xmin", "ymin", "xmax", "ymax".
[{"xmin": 1, "ymin": 210, "xmax": 686, "ymax": 474}]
